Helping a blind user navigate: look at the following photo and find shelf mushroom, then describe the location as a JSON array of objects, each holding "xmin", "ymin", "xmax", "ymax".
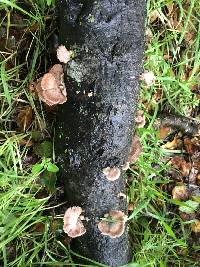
[
  {"xmin": 35, "ymin": 64, "xmax": 67, "ymax": 106},
  {"xmin": 102, "ymin": 167, "xmax": 121, "ymax": 181},
  {"xmin": 98, "ymin": 210, "xmax": 126, "ymax": 238},
  {"xmin": 63, "ymin": 206, "xmax": 86, "ymax": 238}
]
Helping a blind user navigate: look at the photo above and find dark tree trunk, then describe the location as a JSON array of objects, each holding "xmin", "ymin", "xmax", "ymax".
[{"xmin": 56, "ymin": 0, "xmax": 146, "ymax": 266}]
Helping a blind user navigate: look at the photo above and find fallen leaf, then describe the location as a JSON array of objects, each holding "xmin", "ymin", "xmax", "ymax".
[
  {"xmin": 18, "ymin": 138, "xmax": 33, "ymax": 147},
  {"xmin": 196, "ymin": 174, "xmax": 200, "ymax": 186},
  {"xmin": 166, "ymin": 3, "xmax": 175, "ymax": 16},
  {"xmin": 159, "ymin": 126, "xmax": 171, "ymax": 139},
  {"xmin": 188, "ymin": 167, "xmax": 198, "ymax": 184},
  {"xmin": 179, "ymin": 200, "xmax": 199, "ymax": 214},
  {"xmin": 171, "ymin": 156, "xmax": 191, "ymax": 177},
  {"xmin": 184, "ymin": 137, "xmax": 197, "ymax": 155},
  {"xmin": 149, "ymin": 10, "xmax": 159, "ymax": 23},
  {"xmin": 128, "ymin": 135, "xmax": 142, "ymax": 163},
  {"xmin": 192, "ymin": 220, "xmax": 200, "ymax": 233},
  {"xmin": 33, "ymin": 222, "xmax": 45, "ymax": 233},
  {"xmin": 172, "ymin": 185, "xmax": 188, "ymax": 200},
  {"xmin": 153, "ymin": 87, "xmax": 163, "ymax": 102},
  {"xmin": 135, "ymin": 110, "xmax": 146, "ymax": 128},
  {"xmin": 128, "ymin": 203, "xmax": 134, "ymax": 211},
  {"xmin": 17, "ymin": 106, "xmax": 33, "ymax": 131},
  {"xmin": 179, "ymin": 212, "xmax": 196, "ymax": 221},
  {"xmin": 145, "ymin": 28, "xmax": 153, "ymax": 43},
  {"xmin": 162, "ymin": 136, "xmax": 182, "ymax": 150}
]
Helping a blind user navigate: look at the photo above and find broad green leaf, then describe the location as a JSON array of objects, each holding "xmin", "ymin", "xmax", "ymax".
[
  {"xmin": 31, "ymin": 163, "xmax": 43, "ymax": 174},
  {"xmin": 40, "ymin": 170, "xmax": 57, "ymax": 192},
  {"xmin": 47, "ymin": 162, "xmax": 59, "ymax": 173},
  {"xmin": 179, "ymin": 200, "xmax": 199, "ymax": 214},
  {"xmin": 34, "ymin": 141, "xmax": 53, "ymax": 158}
]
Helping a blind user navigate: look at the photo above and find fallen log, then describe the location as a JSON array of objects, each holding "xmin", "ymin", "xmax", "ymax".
[{"xmin": 55, "ymin": 0, "xmax": 146, "ymax": 266}]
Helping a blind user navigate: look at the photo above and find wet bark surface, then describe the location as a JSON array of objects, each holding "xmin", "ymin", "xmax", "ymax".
[{"xmin": 56, "ymin": 0, "xmax": 146, "ymax": 266}]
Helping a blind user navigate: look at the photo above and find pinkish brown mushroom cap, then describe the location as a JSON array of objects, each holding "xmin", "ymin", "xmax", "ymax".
[
  {"xmin": 98, "ymin": 210, "xmax": 126, "ymax": 238},
  {"xmin": 57, "ymin": 45, "xmax": 71, "ymax": 64},
  {"xmin": 102, "ymin": 167, "xmax": 121, "ymax": 181},
  {"xmin": 49, "ymin": 64, "xmax": 63, "ymax": 82},
  {"xmin": 35, "ymin": 64, "xmax": 67, "ymax": 106},
  {"xmin": 63, "ymin": 206, "xmax": 86, "ymax": 238}
]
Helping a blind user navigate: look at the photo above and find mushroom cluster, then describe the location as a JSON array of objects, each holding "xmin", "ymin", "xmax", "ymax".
[
  {"xmin": 98, "ymin": 210, "xmax": 126, "ymax": 238},
  {"xmin": 35, "ymin": 64, "xmax": 67, "ymax": 106},
  {"xmin": 63, "ymin": 206, "xmax": 86, "ymax": 238}
]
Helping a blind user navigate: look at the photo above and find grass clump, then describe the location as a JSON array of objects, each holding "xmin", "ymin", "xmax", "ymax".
[{"xmin": 0, "ymin": 1, "xmax": 69, "ymax": 266}]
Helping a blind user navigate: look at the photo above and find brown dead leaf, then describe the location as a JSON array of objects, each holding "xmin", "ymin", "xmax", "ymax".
[
  {"xmin": 188, "ymin": 167, "xmax": 198, "ymax": 184},
  {"xmin": 171, "ymin": 156, "xmax": 191, "ymax": 177},
  {"xmin": 162, "ymin": 136, "xmax": 182, "ymax": 150},
  {"xmin": 180, "ymin": 212, "xmax": 196, "ymax": 222},
  {"xmin": 184, "ymin": 31, "xmax": 196, "ymax": 44},
  {"xmin": 159, "ymin": 126, "xmax": 171, "ymax": 139},
  {"xmin": 184, "ymin": 137, "xmax": 198, "ymax": 155},
  {"xmin": 145, "ymin": 28, "xmax": 153, "ymax": 43},
  {"xmin": 28, "ymin": 81, "xmax": 36, "ymax": 95},
  {"xmin": 163, "ymin": 54, "xmax": 172, "ymax": 62},
  {"xmin": 196, "ymin": 174, "xmax": 200, "ymax": 186},
  {"xmin": 153, "ymin": 88, "xmax": 163, "ymax": 102},
  {"xmin": 149, "ymin": 10, "xmax": 159, "ymax": 23},
  {"xmin": 17, "ymin": 106, "xmax": 33, "ymax": 131},
  {"xmin": 166, "ymin": 3, "xmax": 175, "ymax": 16},
  {"xmin": 172, "ymin": 185, "xmax": 188, "ymax": 200},
  {"xmin": 135, "ymin": 110, "xmax": 145, "ymax": 128},
  {"xmin": 128, "ymin": 135, "xmax": 142, "ymax": 163},
  {"xmin": 128, "ymin": 203, "xmax": 134, "ymax": 211},
  {"xmin": 33, "ymin": 222, "xmax": 45, "ymax": 233},
  {"xmin": 191, "ymin": 220, "xmax": 200, "ymax": 233},
  {"xmin": 18, "ymin": 139, "xmax": 33, "ymax": 147}
]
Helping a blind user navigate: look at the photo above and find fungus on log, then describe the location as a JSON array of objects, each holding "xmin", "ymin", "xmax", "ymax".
[{"xmin": 55, "ymin": 0, "xmax": 146, "ymax": 266}]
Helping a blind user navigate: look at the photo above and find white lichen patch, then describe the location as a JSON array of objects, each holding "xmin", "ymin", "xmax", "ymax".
[{"xmin": 67, "ymin": 60, "xmax": 86, "ymax": 83}]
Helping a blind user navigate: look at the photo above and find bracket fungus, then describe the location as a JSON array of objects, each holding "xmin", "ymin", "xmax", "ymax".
[
  {"xmin": 98, "ymin": 210, "xmax": 126, "ymax": 238},
  {"xmin": 57, "ymin": 45, "xmax": 72, "ymax": 64},
  {"xmin": 63, "ymin": 206, "xmax": 86, "ymax": 238},
  {"xmin": 35, "ymin": 64, "xmax": 67, "ymax": 106},
  {"xmin": 102, "ymin": 167, "xmax": 121, "ymax": 181}
]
